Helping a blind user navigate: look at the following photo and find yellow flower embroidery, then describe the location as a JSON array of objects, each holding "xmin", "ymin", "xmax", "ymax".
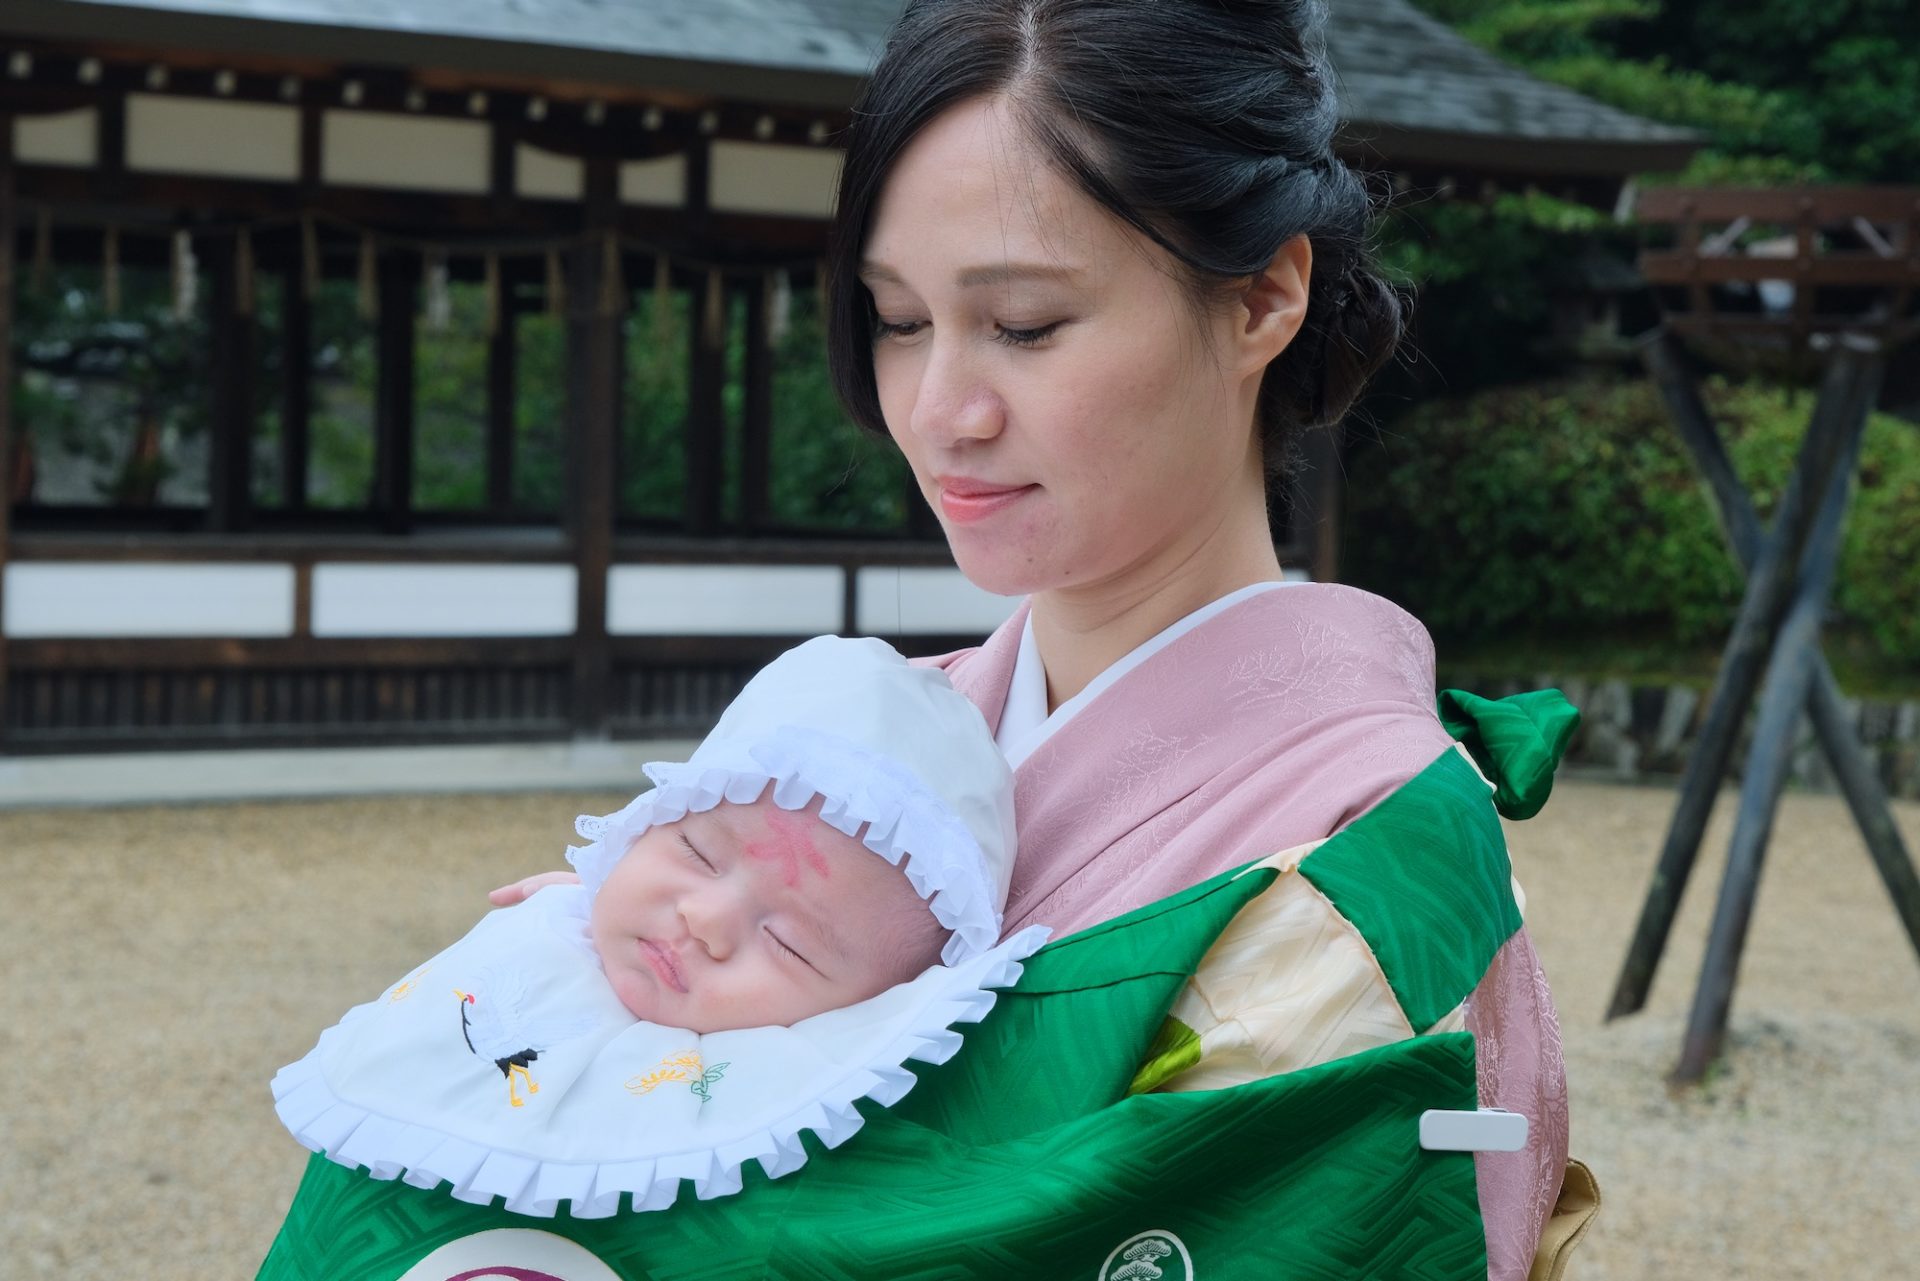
[
  {"xmin": 626, "ymin": 1050, "xmax": 703, "ymax": 1096},
  {"xmin": 387, "ymin": 965, "xmax": 432, "ymax": 1003},
  {"xmin": 626, "ymin": 1049, "xmax": 729, "ymax": 1101}
]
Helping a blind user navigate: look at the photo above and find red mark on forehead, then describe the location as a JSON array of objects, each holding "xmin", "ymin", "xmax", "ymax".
[{"xmin": 745, "ymin": 808, "xmax": 833, "ymax": 887}]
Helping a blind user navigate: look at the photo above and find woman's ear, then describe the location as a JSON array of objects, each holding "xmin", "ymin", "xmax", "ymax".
[{"xmin": 1236, "ymin": 234, "xmax": 1313, "ymax": 372}]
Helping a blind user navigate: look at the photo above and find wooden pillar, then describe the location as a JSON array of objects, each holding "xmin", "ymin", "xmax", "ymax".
[
  {"xmin": 568, "ymin": 158, "xmax": 620, "ymax": 737},
  {"xmin": 373, "ymin": 248, "xmax": 416, "ymax": 535},
  {"xmin": 1300, "ymin": 421, "xmax": 1344, "ymax": 583},
  {"xmin": 685, "ymin": 275, "xmax": 726, "ymax": 535},
  {"xmin": 741, "ymin": 275, "xmax": 773, "ymax": 532},
  {"xmin": 206, "ymin": 231, "xmax": 255, "ymax": 533},
  {"xmin": 0, "ymin": 114, "xmax": 16, "ymax": 744},
  {"xmin": 487, "ymin": 289, "xmax": 518, "ymax": 514},
  {"xmin": 280, "ymin": 263, "xmax": 311, "ymax": 509},
  {"xmin": 682, "ymin": 139, "xmax": 723, "ymax": 535}
]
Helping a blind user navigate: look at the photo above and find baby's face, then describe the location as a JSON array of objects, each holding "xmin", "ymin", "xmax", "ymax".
[{"xmin": 590, "ymin": 795, "xmax": 947, "ymax": 1032}]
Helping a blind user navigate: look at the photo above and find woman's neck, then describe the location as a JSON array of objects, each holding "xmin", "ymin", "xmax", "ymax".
[{"xmin": 1027, "ymin": 471, "xmax": 1282, "ymax": 711}]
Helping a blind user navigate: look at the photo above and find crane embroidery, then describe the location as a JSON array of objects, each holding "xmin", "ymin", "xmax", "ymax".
[{"xmin": 450, "ymin": 968, "xmax": 593, "ymax": 1109}]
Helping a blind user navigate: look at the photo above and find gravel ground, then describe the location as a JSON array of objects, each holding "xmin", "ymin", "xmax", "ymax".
[{"xmin": 5, "ymin": 779, "xmax": 1918, "ymax": 1279}]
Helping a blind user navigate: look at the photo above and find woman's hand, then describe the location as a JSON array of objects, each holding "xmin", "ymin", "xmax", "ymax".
[{"xmin": 488, "ymin": 870, "xmax": 580, "ymax": 906}]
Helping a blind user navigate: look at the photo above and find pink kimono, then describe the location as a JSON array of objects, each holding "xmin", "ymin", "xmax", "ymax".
[{"xmin": 923, "ymin": 584, "xmax": 1569, "ymax": 1281}]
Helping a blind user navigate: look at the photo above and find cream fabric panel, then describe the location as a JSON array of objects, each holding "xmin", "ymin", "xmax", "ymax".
[
  {"xmin": 852, "ymin": 566, "xmax": 1020, "ymax": 637},
  {"xmin": 2, "ymin": 563, "xmax": 295, "ymax": 638},
  {"xmin": 15, "ymin": 108, "xmax": 97, "ymax": 166},
  {"xmin": 324, "ymin": 111, "xmax": 489, "ymax": 193},
  {"xmin": 1153, "ymin": 844, "xmax": 1417, "ymax": 1092},
  {"xmin": 517, "ymin": 143, "xmax": 583, "ymax": 200},
  {"xmin": 709, "ymin": 141, "xmax": 839, "ymax": 218},
  {"xmin": 127, "ymin": 95, "xmax": 299, "ymax": 180},
  {"xmin": 619, "ymin": 154, "xmax": 685, "ymax": 207}
]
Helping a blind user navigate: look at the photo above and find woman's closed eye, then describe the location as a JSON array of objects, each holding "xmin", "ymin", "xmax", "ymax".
[
  {"xmin": 871, "ymin": 317, "xmax": 1066, "ymax": 347},
  {"xmin": 873, "ymin": 317, "xmax": 926, "ymax": 342},
  {"xmin": 993, "ymin": 320, "xmax": 1062, "ymax": 348}
]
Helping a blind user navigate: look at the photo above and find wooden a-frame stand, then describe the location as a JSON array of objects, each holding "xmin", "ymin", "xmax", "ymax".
[{"xmin": 1605, "ymin": 327, "xmax": 1920, "ymax": 1084}]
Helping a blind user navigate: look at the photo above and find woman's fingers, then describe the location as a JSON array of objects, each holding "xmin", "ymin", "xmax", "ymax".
[{"xmin": 488, "ymin": 870, "xmax": 581, "ymax": 905}]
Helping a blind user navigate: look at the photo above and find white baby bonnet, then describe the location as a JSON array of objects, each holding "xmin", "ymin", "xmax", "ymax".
[
  {"xmin": 568, "ymin": 633, "xmax": 1019, "ymax": 963},
  {"xmin": 270, "ymin": 636, "xmax": 1048, "ymax": 1219}
]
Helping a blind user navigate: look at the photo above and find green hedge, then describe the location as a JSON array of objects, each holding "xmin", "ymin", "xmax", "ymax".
[{"xmin": 1341, "ymin": 374, "xmax": 1920, "ymax": 672}]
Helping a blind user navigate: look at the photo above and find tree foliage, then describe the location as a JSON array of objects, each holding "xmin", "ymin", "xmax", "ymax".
[
  {"xmin": 1343, "ymin": 374, "xmax": 1920, "ymax": 679},
  {"xmin": 1411, "ymin": 0, "xmax": 1920, "ymax": 184}
]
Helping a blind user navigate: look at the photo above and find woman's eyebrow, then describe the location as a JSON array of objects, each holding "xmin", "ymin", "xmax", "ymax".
[{"xmin": 858, "ymin": 261, "xmax": 1084, "ymax": 289}]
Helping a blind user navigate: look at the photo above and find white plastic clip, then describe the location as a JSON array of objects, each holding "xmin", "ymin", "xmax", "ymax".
[{"xmin": 1419, "ymin": 1108, "xmax": 1529, "ymax": 1153}]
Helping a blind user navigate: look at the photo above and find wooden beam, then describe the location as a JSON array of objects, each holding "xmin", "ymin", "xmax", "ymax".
[
  {"xmin": 373, "ymin": 248, "xmax": 416, "ymax": 534},
  {"xmin": 0, "ymin": 114, "xmax": 15, "ymax": 746},
  {"xmin": 280, "ymin": 262, "xmax": 311, "ymax": 509},
  {"xmin": 205, "ymin": 231, "xmax": 256, "ymax": 533},
  {"xmin": 685, "ymin": 274, "xmax": 725, "ymax": 536},
  {"xmin": 1292, "ymin": 421, "xmax": 1345, "ymax": 583},
  {"xmin": 12, "ymin": 164, "xmax": 833, "ymax": 254},
  {"xmin": 96, "ymin": 91, "xmax": 126, "ymax": 198},
  {"xmin": 486, "ymin": 288, "xmax": 519, "ymax": 514},
  {"xmin": 741, "ymin": 273, "xmax": 773, "ymax": 533},
  {"xmin": 297, "ymin": 99, "xmax": 321, "ymax": 198},
  {"xmin": 8, "ymin": 635, "xmax": 576, "ymax": 671},
  {"xmin": 568, "ymin": 155, "xmax": 620, "ymax": 737}
]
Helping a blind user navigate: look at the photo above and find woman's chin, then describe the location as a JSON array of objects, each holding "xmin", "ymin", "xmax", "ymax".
[{"xmin": 945, "ymin": 541, "xmax": 1059, "ymax": 601}]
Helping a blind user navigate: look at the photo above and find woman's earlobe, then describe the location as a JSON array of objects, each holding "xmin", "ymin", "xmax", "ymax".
[{"xmin": 1241, "ymin": 235, "xmax": 1314, "ymax": 362}]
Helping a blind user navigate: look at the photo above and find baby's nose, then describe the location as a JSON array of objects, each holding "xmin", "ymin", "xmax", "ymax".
[{"xmin": 680, "ymin": 893, "xmax": 738, "ymax": 960}]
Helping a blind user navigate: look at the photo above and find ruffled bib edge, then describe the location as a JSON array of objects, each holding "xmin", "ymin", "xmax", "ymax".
[{"xmin": 269, "ymin": 924, "xmax": 1049, "ymax": 1220}]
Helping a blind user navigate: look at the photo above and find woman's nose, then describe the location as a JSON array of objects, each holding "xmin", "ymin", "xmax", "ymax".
[{"xmin": 907, "ymin": 339, "xmax": 1005, "ymax": 448}]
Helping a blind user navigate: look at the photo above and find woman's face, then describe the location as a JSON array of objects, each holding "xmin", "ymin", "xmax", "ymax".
[{"xmin": 860, "ymin": 96, "xmax": 1266, "ymax": 599}]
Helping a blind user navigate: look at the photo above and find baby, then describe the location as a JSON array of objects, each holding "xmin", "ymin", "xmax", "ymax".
[
  {"xmin": 268, "ymin": 635, "xmax": 1042, "ymax": 1221},
  {"xmin": 590, "ymin": 791, "xmax": 953, "ymax": 1033}
]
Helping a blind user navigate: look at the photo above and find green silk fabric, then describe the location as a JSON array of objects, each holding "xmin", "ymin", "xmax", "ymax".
[
  {"xmin": 1298, "ymin": 747, "xmax": 1524, "ymax": 1034},
  {"xmin": 1437, "ymin": 687, "xmax": 1582, "ymax": 822},
  {"xmin": 259, "ymin": 838, "xmax": 1491, "ymax": 1279}
]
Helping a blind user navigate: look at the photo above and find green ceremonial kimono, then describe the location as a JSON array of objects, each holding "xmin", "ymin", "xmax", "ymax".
[{"xmin": 258, "ymin": 690, "xmax": 1578, "ymax": 1281}]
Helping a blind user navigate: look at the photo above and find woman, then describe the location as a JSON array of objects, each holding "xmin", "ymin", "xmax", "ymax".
[{"xmin": 502, "ymin": 1, "xmax": 1576, "ymax": 1275}]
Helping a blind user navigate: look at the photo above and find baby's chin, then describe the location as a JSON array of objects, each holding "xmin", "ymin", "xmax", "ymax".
[{"xmin": 611, "ymin": 984, "xmax": 884, "ymax": 1035}]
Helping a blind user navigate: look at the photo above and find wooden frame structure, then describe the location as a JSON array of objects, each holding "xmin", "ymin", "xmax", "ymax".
[
  {"xmin": 1607, "ymin": 187, "xmax": 1920, "ymax": 1084},
  {"xmin": 0, "ymin": 2, "xmax": 1694, "ymax": 755}
]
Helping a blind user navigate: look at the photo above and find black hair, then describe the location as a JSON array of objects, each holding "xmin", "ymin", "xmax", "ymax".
[
  {"xmin": 825, "ymin": 0, "xmax": 1405, "ymax": 479},
  {"xmin": 829, "ymin": 0, "xmax": 1413, "ymax": 480}
]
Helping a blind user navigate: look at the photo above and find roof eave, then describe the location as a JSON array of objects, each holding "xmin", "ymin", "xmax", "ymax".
[
  {"xmin": 3, "ymin": 0, "xmax": 873, "ymax": 110},
  {"xmin": 1342, "ymin": 121, "xmax": 1704, "ymax": 180}
]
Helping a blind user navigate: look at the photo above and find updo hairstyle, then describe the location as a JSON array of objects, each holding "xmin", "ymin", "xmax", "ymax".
[{"xmin": 825, "ymin": 0, "xmax": 1405, "ymax": 478}]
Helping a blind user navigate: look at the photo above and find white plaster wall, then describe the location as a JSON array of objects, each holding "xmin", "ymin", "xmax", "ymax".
[
  {"xmin": 323, "ymin": 111, "xmax": 489, "ymax": 193},
  {"xmin": 517, "ymin": 142, "xmax": 583, "ymax": 200},
  {"xmin": 14, "ymin": 108, "xmax": 97, "ymax": 167},
  {"xmin": 606, "ymin": 564, "xmax": 842, "ymax": 636},
  {"xmin": 853, "ymin": 567, "xmax": 1020, "ymax": 637},
  {"xmin": 310, "ymin": 564, "xmax": 577, "ymax": 637},
  {"xmin": 126, "ymin": 95, "xmax": 299, "ymax": 181},
  {"xmin": 709, "ymin": 141, "xmax": 839, "ymax": 219},
  {"xmin": 619, "ymin": 153, "xmax": 685, "ymax": 207},
  {"xmin": 2, "ymin": 563, "xmax": 295, "ymax": 638}
]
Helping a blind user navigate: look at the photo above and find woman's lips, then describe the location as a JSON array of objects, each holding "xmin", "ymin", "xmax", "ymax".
[
  {"xmin": 937, "ymin": 479, "xmax": 1036, "ymax": 525},
  {"xmin": 638, "ymin": 940, "xmax": 688, "ymax": 993}
]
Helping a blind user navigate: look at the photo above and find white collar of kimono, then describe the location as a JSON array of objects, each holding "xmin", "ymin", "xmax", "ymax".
[
  {"xmin": 273, "ymin": 885, "xmax": 1049, "ymax": 1218},
  {"xmin": 996, "ymin": 579, "xmax": 1305, "ymax": 770}
]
